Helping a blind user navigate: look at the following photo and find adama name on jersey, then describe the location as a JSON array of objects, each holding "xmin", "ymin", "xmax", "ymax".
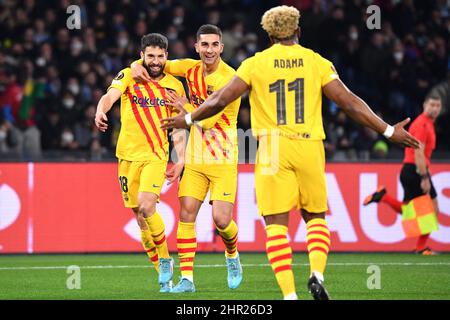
[{"xmin": 274, "ymin": 58, "xmax": 304, "ymax": 69}]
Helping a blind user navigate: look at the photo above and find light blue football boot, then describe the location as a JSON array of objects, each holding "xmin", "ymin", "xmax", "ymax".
[
  {"xmin": 170, "ymin": 277, "xmax": 196, "ymax": 293},
  {"xmin": 226, "ymin": 253, "xmax": 243, "ymax": 289},
  {"xmin": 158, "ymin": 257, "xmax": 174, "ymax": 292}
]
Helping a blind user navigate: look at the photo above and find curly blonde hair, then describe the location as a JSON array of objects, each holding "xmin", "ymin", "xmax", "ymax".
[{"xmin": 261, "ymin": 6, "xmax": 300, "ymax": 39}]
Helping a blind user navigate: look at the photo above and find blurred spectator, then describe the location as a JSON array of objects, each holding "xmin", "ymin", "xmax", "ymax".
[{"xmin": 0, "ymin": 0, "xmax": 448, "ymax": 161}]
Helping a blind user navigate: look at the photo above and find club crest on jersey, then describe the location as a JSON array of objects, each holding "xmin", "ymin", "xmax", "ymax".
[{"xmin": 191, "ymin": 93, "xmax": 205, "ymax": 106}]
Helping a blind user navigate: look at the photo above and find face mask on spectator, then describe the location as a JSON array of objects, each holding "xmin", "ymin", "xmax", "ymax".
[
  {"xmin": 36, "ymin": 56, "xmax": 46, "ymax": 67},
  {"xmin": 236, "ymin": 52, "xmax": 247, "ymax": 63},
  {"xmin": 68, "ymin": 84, "xmax": 80, "ymax": 95},
  {"xmin": 71, "ymin": 41, "xmax": 83, "ymax": 52},
  {"xmin": 63, "ymin": 99, "xmax": 75, "ymax": 109},
  {"xmin": 393, "ymin": 52, "xmax": 404, "ymax": 63},
  {"xmin": 0, "ymin": 130, "xmax": 7, "ymax": 141},
  {"xmin": 118, "ymin": 37, "xmax": 129, "ymax": 48},
  {"xmin": 62, "ymin": 131, "xmax": 74, "ymax": 144},
  {"xmin": 349, "ymin": 31, "xmax": 358, "ymax": 40},
  {"xmin": 246, "ymin": 42, "xmax": 257, "ymax": 52}
]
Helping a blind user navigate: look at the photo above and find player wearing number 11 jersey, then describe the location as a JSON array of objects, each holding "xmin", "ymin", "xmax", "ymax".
[{"xmin": 161, "ymin": 6, "xmax": 420, "ymax": 300}]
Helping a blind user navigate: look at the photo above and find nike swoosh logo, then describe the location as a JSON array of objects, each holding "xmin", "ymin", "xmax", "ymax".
[
  {"xmin": 223, "ymin": 193, "xmax": 231, "ymax": 196},
  {"xmin": 152, "ymin": 184, "xmax": 160, "ymax": 188}
]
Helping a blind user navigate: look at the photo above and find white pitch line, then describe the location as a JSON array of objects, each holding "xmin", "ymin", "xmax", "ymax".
[{"xmin": 1, "ymin": 262, "xmax": 450, "ymax": 271}]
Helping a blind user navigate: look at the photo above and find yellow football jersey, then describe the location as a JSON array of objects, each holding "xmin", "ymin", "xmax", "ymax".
[
  {"xmin": 108, "ymin": 67, "xmax": 185, "ymax": 161},
  {"xmin": 236, "ymin": 43, "xmax": 338, "ymax": 140},
  {"xmin": 165, "ymin": 59, "xmax": 240, "ymax": 164}
]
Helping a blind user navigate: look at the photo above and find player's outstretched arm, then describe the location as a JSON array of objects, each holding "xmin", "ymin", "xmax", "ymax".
[
  {"xmin": 323, "ymin": 79, "xmax": 420, "ymax": 149},
  {"xmin": 95, "ymin": 88, "xmax": 121, "ymax": 132},
  {"xmin": 161, "ymin": 76, "xmax": 248, "ymax": 130},
  {"xmin": 192, "ymin": 76, "xmax": 248, "ymax": 121}
]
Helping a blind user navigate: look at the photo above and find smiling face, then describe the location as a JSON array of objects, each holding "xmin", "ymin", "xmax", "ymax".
[
  {"xmin": 195, "ymin": 33, "xmax": 224, "ymax": 68},
  {"xmin": 140, "ymin": 45, "xmax": 167, "ymax": 79}
]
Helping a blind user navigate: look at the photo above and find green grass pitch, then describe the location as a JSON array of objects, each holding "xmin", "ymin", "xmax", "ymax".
[{"xmin": 0, "ymin": 253, "xmax": 449, "ymax": 300}]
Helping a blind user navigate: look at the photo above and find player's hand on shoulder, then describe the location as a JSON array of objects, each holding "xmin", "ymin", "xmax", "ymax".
[
  {"xmin": 131, "ymin": 62, "xmax": 151, "ymax": 83},
  {"xmin": 95, "ymin": 112, "xmax": 108, "ymax": 132},
  {"xmin": 389, "ymin": 118, "xmax": 421, "ymax": 149}
]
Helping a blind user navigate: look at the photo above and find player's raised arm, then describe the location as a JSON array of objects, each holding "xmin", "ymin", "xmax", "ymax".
[
  {"xmin": 323, "ymin": 78, "xmax": 420, "ymax": 149},
  {"xmin": 193, "ymin": 76, "xmax": 248, "ymax": 121},
  {"xmin": 95, "ymin": 87, "xmax": 121, "ymax": 132},
  {"xmin": 161, "ymin": 75, "xmax": 248, "ymax": 130}
]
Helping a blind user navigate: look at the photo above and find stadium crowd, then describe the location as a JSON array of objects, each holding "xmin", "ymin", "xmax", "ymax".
[{"xmin": 0, "ymin": 0, "xmax": 449, "ymax": 161}]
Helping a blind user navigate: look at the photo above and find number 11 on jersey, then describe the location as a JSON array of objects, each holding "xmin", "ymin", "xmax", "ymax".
[{"xmin": 269, "ymin": 78, "xmax": 305, "ymax": 125}]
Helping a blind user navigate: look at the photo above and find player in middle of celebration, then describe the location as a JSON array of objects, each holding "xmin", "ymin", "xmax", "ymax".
[
  {"xmin": 131, "ymin": 25, "xmax": 242, "ymax": 293},
  {"xmin": 161, "ymin": 6, "xmax": 420, "ymax": 299},
  {"xmin": 95, "ymin": 33, "xmax": 186, "ymax": 292}
]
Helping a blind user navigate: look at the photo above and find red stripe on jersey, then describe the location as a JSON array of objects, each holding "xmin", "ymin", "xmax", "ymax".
[
  {"xmin": 195, "ymin": 125, "xmax": 218, "ymax": 160},
  {"xmin": 142, "ymin": 82, "xmax": 166, "ymax": 138},
  {"xmin": 133, "ymin": 84, "xmax": 165, "ymax": 153},
  {"xmin": 208, "ymin": 129, "xmax": 228, "ymax": 159},
  {"xmin": 186, "ymin": 68, "xmax": 197, "ymax": 107},
  {"xmin": 214, "ymin": 123, "xmax": 232, "ymax": 146},
  {"xmin": 199, "ymin": 66, "xmax": 208, "ymax": 97},
  {"xmin": 126, "ymin": 90, "xmax": 161, "ymax": 160},
  {"xmin": 146, "ymin": 247, "xmax": 156, "ymax": 253},
  {"xmin": 179, "ymin": 257, "xmax": 194, "ymax": 263},
  {"xmin": 193, "ymin": 65, "xmax": 202, "ymax": 99},
  {"xmin": 150, "ymin": 80, "xmax": 170, "ymax": 118},
  {"xmin": 221, "ymin": 113, "xmax": 230, "ymax": 126}
]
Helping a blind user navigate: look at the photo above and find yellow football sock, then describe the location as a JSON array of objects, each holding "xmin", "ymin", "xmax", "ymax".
[
  {"xmin": 306, "ymin": 218, "xmax": 330, "ymax": 276},
  {"xmin": 177, "ymin": 221, "xmax": 197, "ymax": 280},
  {"xmin": 265, "ymin": 224, "xmax": 296, "ymax": 297},
  {"xmin": 144, "ymin": 212, "xmax": 169, "ymax": 259},
  {"xmin": 216, "ymin": 220, "xmax": 238, "ymax": 258},
  {"xmin": 141, "ymin": 229, "xmax": 159, "ymax": 272}
]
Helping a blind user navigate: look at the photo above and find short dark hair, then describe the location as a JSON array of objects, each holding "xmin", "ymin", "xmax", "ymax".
[
  {"xmin": 141, "ymin": 33, "xmax": 168, "ymax": 51},
  {"xmin": 196, "ymin": 24, "xmax": 222, "ymax": 40},
  {"xmin": 425, "ymin": 92, "xmax": 441, "ymax": 102}
]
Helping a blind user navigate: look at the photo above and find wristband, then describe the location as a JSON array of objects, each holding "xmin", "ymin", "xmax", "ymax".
[
  {"xmin": 383, "ymin": 124, "xmax": 395, "ymax": 138},
  {"xmin": 184, "ymin": 113, "xmax": 193, "ymax": 126}
]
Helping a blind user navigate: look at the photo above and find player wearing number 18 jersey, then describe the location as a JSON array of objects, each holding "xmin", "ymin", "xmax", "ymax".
[
  {"xmin": 95, "ymin": 34, "xmax": 186, "ymax": 293},
  {"xmin": 161, "ymin": 6, "xmax": 420, "ymax": 300}
]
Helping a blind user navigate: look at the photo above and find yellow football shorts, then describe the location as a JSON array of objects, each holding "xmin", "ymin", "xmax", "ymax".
[
  {"xmin": 118, "ymin": 159, "xmax": 167, "ymax": 208},
  {"xmin": 255, "ymin": 135, "xmax": 328, "ymax": 216},
  {"xmin": 178, "ymin": 163, "xmax": 237, "ymax": 204}
]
